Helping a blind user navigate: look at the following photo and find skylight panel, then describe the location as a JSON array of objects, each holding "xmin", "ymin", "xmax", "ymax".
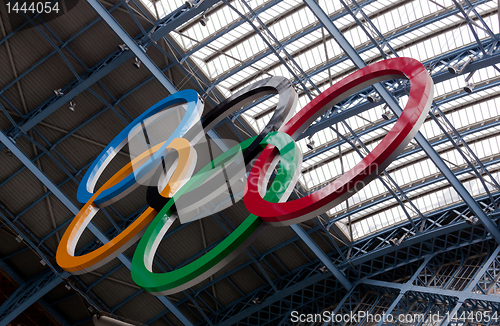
[
  {"xmin": 342, "ymin": 173, "xmax": 493, "ymax": 240},
  {"xmin": 330, "ymin": 152, "xmax": 498, "ymax": 228}
]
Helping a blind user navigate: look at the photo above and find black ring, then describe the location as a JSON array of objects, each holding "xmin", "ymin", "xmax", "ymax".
[{"xmin": 147, "ymin": 76, "xmax": 298, "ymax": 212}]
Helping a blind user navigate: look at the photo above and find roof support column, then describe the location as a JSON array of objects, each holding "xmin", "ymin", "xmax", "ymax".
[{"xmin": 303, "ymin": 0, "xmax": 500, "ymax": 245}]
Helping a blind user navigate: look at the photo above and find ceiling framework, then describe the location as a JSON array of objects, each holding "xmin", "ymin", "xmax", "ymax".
[{"xmin": 0, "ymin": 0, "xmax": 500, "ymax": 325}]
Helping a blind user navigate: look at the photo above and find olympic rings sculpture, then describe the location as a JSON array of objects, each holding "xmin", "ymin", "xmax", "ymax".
[{"xmin": 56, "ymin": 57, "xmax": 433, "ymax": 295}]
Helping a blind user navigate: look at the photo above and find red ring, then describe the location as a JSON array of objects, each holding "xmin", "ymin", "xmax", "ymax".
[{"xmin": 244, "ymin": 58, "xmax": 433, "ymax": 226}]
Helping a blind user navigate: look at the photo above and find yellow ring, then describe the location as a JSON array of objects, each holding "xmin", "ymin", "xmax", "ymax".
[{"xmin": 56, "ymin": 138, "xmax": 195, "ymax": 274}]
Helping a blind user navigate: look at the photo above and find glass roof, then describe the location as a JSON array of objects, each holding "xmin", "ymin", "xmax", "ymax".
[{"xmin": 140, "ymin": 0, "xmax": 500, "ymax": 240}]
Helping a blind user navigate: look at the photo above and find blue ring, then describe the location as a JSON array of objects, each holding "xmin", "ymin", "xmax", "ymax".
[{"xmin": 77, "ymin": 89, "xmax": 203, "ymax": 206}]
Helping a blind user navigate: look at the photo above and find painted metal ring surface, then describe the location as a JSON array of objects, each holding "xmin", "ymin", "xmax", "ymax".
[
  {"xmin": 77, "ymin": 89, "xmax": 203, "ymax": 207},
  {"xmin": 146, "ymin": 76, "xmax": 297, "ymax": 212},
  {"xmin": 244, "ymin": 57, "xmax": 434, "ymax": 226},
  {"xmin": 56, "ymin": 57, "xmax": 433, "ymax": 295}
]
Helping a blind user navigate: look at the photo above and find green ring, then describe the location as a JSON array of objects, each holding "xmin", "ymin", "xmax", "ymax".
[{"xmin": 131, "ymin": 131, "xmax": 301, "ymax": 295}]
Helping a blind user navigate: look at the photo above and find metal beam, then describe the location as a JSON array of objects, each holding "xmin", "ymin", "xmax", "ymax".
[
  {"xmin": 87, "ymin": 0, "xmax": 227, "ymax": 150},
  {"xmin": 228, "ymin": 0, "xmax": 491, "ymax": 93},
  {"xmin": 216, "ymin": 273, "xmax": 334, "ymax": 326},
  {"xmin": 295, "ymin": 7, "xmax": 497, "ymax": 97},
  {"xmin": 290, "ymin": 224, "xmax": 352, "ymax": 290},
  {"xmin": 302, "ymin": 74, "xmax": 500, "ymax": 176},
  {"xmin": 363, "ymin": 274, "xmax": 500, "ymax": 304},
  {"xmin": 205, "ymin": 209, "xmax": 498, "ymax": 325},
  {"xmin": 374, "ymin": 256, "xmax": 432, "ymax": 326},
  {"xmin": 438, "ymin": 244, "xmax": 500, "ymax": 326},
  {"xmin": 220, "ymin": 0, "xmax": 355, "ymax": 293},
  {"xmin": 319, "ymin": 246, "xmax": 500, "ymax": 326},
  {"xmin": 291, "ymin": 9, "xmax": 500, "ymax": 212},
  {"xmin": 7, "ymin": 50, "xmax": 132, "ymax": 142},
  {"xmin": 0, "ymin": 258, "xmax": 70, "ymax": 326},
  {"xmin": 327, "ymin": 159, "xmax": 500, "ymax": 234},
  {"xmin": 176, "ymin": 187, "xmax": 500, "ymax": 316},
  {"xmin": 0, "ymin": 0, "xmax": 226, "ymax": 323},
  {"xmin": 0, "ymin": 131, "xmax": 193, "ymax": 326},
  {"xmin": 195, "ymin": 187, "xmax": 499, "ymax": 323},
  {"xmin": 303, "ymin": 0, "xmax": 500, "ymax": 245},
  {"xmin": 299, "ymin": 38, "xmax": 500, "ymax": 141},
  {"xmin": 85, "ymin": 0, "xmax": 176, "ymax": 94},
  {"xmin": 0, "ymin": 131, "xmax": 80, "ymax": 216},
  {"xmin": 1, "ymin": 0, "xmax": 220, "ymax": 149},
  {"xmin": 233, "ymin": 33, "xmax": 497, "ymax": 140},
  {"xmin": 0, "ymin": 271, "xmax": 68, "ymax": 326}
]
